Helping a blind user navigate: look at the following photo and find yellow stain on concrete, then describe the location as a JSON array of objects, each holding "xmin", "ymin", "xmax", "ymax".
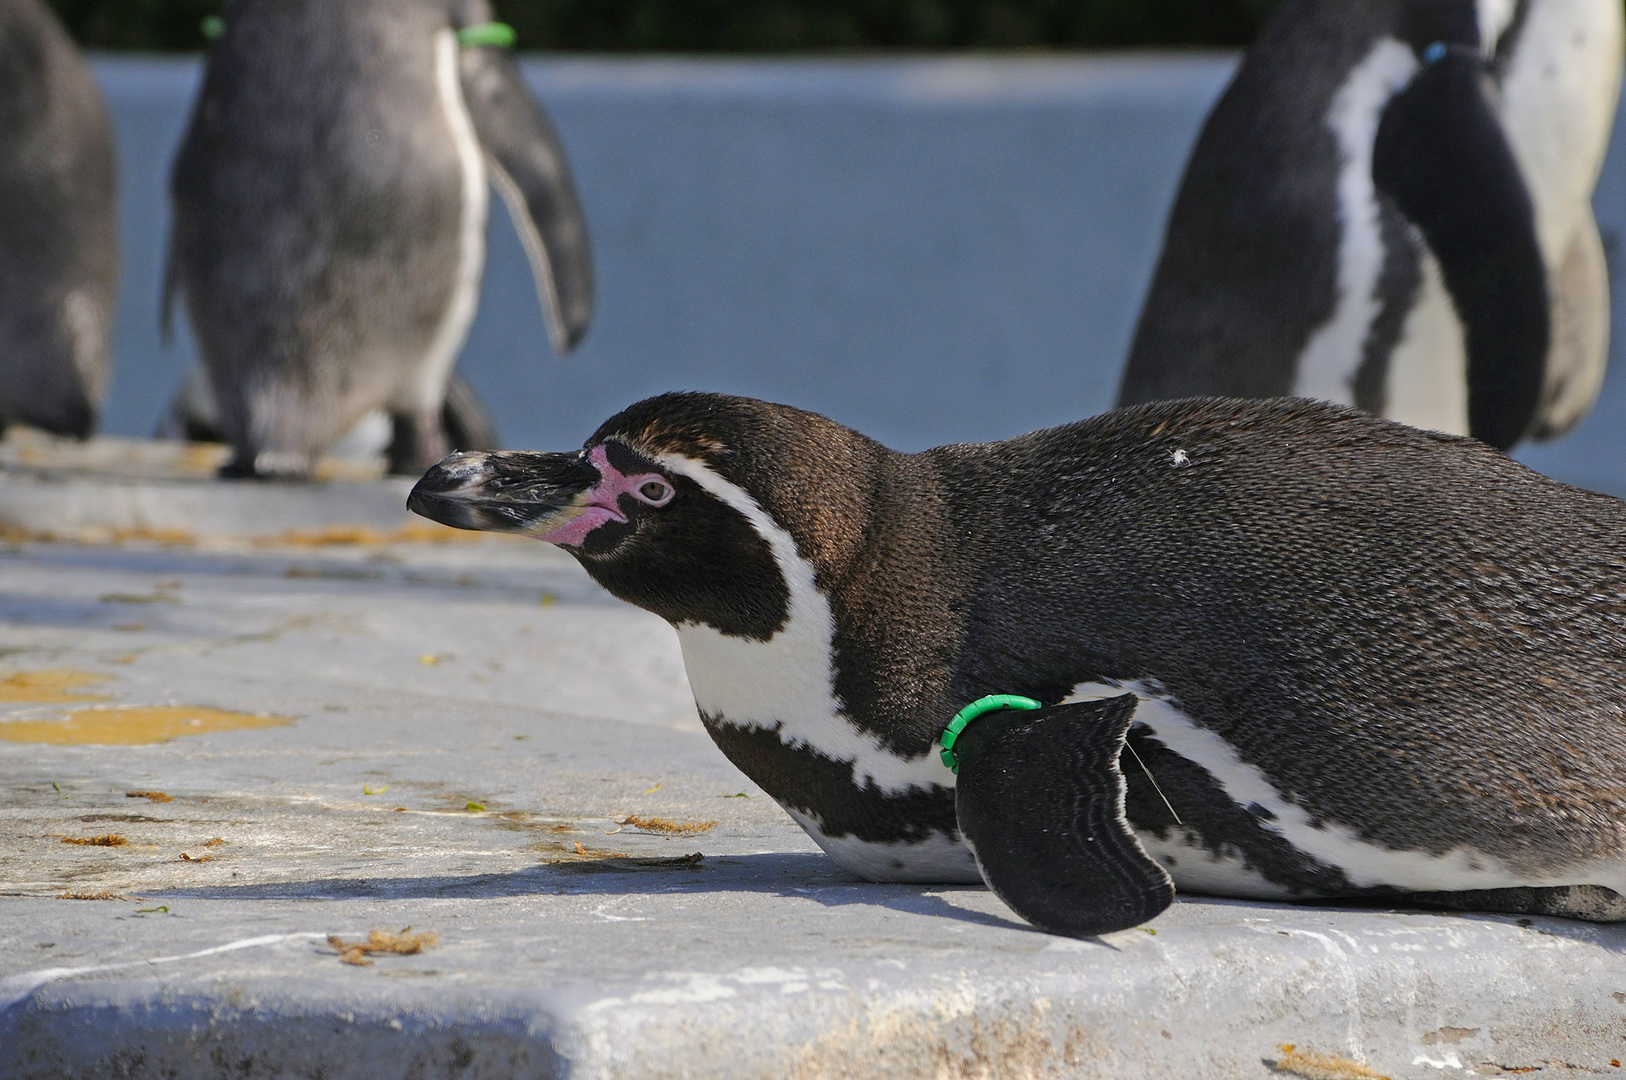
[
  {"xmin": 0, "ymin": 705, "xmax": 292, "ymax": 745},
  {"xmin": 0, "ymin": 669, "xmax": 114, "ymax": 703}
]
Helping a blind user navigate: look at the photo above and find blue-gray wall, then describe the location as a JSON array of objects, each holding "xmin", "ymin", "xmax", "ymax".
[{"xmin": 92, "ymin": 55, "xmax": 1626, "ymax": 493}]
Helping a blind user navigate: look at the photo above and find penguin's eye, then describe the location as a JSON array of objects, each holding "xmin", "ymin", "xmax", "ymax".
[{"xmin": 634, "ymin": 479, "xmax": 675, "ymax": 506}]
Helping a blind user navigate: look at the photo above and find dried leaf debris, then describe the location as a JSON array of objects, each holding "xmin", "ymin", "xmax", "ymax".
[
  {"xmin": 327, "ymin": 927, "xmax": 438, "ymax": 967},
  {"xmin": 616, "ymin": 814, "xmax": 717, "ymax": 837},
  {"xmin": 1269, "ymin": 1045, "xmax": 1390, "ymax": 1080}
]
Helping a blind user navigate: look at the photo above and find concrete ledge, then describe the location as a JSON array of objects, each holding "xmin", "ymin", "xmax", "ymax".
[
  {"xmin": 0, "ymin": 433, "xmax": 431, "ymax": 544},
  {"xmin": 6, "ymin": 894, "xmax": 1625, "ymax": 1079}
]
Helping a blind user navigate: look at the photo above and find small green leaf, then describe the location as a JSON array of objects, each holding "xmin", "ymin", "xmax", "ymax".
[
  {"xmin": 466, "ymin": 801, "xmax": 486, "ymax": 812},
  {"xmin": 364, "ymin": 784, "xmax": 387, "ymax": 795},
  {"xmin": 136, "ymin": 906, "xmax": 169, "ymax": 914},
  {"xmin": 723, "ymin": 792, "xmax": 749, "ymax": 798}
]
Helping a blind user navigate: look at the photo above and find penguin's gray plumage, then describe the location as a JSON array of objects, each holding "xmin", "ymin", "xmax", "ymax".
[
  {"xmin": 0, "ymin": 0, "xmax": 118, "ymax": 438},
  {"xmin": 1118, "ymin": 0, "xmax": 1622, "ymax": 452},
  {"xmin": 411, "ymin": 392, "xmax": 1626, "ymax": 926},
  {"xmin": 165, "ymin": 0, "xmax": 592, "ymax": 478}
]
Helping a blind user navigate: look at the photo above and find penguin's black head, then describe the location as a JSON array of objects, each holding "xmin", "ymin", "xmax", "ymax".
[{"xmin": 408, "ymin": 392, "xmax": 880, "ymax": 639}]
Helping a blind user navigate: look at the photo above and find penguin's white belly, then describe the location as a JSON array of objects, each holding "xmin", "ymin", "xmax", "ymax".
[
  {"xmin": 1497, "ymin": 0, "xmax": 1624, "ymax": 268},
  {"xmin": 1382, "ymin": 250, "xmax": 1469, "ymax": 436},
  {"xmin": 675, "ymin": 620, "xmax": 977, "ymax": 883},
  {"xmin": 396, "ymin": 28, "xmax": 489, "ymax": 415},
  {"xmin": 1067, "ymin": 681, "xmax": 1626, "ymax": 897},
  {"xmin": 1137, "ymin": 829, "xmax": 1292, "ymax": 900},
  {"xmin": 783, "ymin": 807, "xmax": 981, "ymax": 883}
]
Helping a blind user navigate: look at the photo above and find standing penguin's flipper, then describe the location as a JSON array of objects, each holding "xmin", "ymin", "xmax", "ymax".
[
  {"xmin": 458, "ymin": 45, "xmax": 594, "ymax": 356},
  {"xmin": 1373, "ymin": 46, "xmax": 1549, "ymax": 451},
  {"xmin": 440, "ymin": 371, "xmax": 500, "ymax": 452},
  {"xmin": 1530, "ymin": 206, "xmax": 1609, "ymax": 441},
  {"xmin": 952, "ymin": 694, "xmax": 1174, "ymax": 938}
]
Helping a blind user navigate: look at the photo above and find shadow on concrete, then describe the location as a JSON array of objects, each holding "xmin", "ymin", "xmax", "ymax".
[
  {"xmin": 143, "ymin": 855, "xmax": 1626, "ymax": 948},
  {"xmin": 146, "ymin": 851, "xmax": 1037, "ymax": 933}
]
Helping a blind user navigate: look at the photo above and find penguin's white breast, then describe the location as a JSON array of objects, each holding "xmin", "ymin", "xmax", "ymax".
[
  {"xmin": 397, "ymin": 28, "xmax": 490, "ymax": 414},
  {"xmin": 1290, "ymin": 38, "xmax": 1418, "ymax": 410},
  {"xmin": 658, "ymin": 454, "xmax": 955, "ymax": 798},
  {"xmin": 657, "ymin": 454, "xmax": 976, "ymax": 882},
  {"xmin": 1495, "ymin": 0, "xmax": 1623, "ymax": 268}
]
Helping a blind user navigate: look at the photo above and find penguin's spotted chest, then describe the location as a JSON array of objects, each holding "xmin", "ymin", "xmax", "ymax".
[{"xmin": 412, "ymin": 392, "xmax": 1626, "ymax": 936}]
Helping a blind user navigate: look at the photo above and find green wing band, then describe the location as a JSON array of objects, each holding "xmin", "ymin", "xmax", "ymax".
[
  {"xmin": 940, "ymin": 694, "xmax": 1042, "ymax": 773},
  {"xmin": 459, "ymin": 22, "xmax": 518, "ymax": 49}
]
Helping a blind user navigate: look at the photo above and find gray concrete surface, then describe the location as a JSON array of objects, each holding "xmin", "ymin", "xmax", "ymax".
[{"xmin": 2, "ymin": 451, "xmax": 1625, "ymax": 1078}]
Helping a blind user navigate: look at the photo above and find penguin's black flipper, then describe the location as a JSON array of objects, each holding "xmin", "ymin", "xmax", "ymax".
[
  {"xmin": 953, "ymin": 694, "xmax": 1174, "ymax": 938},
  {"xmin": 1373, "ymin": 46, "xmax": 1549, "ymax": 451},
  {"xmin": 458, "ymin": 45, "xmax": 594, "ymax": 356}
]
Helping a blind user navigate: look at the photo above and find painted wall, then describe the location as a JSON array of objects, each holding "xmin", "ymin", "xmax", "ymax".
[{"xmin": 92, "ymin": 55, "xmax": 1626, "ymax": 493}]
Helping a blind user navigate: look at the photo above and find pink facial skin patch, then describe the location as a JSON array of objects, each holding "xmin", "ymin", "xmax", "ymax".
[{"xmin": 535, "ymin": 444, "xmax": 673, "ymax": 547}]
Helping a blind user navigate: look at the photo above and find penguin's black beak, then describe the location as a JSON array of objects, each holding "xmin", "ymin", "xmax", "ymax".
[{"xmin": 407, "ymin": 450, "xmax": 598, "ymax": 535}]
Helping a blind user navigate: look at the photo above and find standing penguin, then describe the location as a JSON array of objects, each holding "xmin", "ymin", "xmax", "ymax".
[
  {"xmin": 0, "ymin": 0, "xmax": 118, "ymax": 438},
  {"xmin": 411, "ymin": 392, "xmax": 1626, "ymax": 936},
  {"xmin": 165, "ymin": 0, "xmax": 593, "ymax": 477},
  {"xmin": 1117, "ymin": 0, "xmax": 1622, "ymax": 452}
]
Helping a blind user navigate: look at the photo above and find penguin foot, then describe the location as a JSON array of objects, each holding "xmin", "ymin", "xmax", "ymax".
[
  {"xmin": 218, "ymin": 449, "xmax": 315, "ymax": 480},
  {"xmin": 953, "ymin": 694, "xmax": 1175, "ymax": 938},
  {"xmin": 389, "ymin": 409, "xmax": 451, "ymax": 477}
]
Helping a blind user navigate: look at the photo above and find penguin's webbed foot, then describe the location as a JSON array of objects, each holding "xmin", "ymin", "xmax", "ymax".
[
  {"xmin": 388, "ymin": 409, "xmax": 451, "ymax": 477},
  {"xmin": 218, "ymin": 448, "xmax": 315, "ymax": 480},
  {"xmin": 954, "ymin": 694, "xmax": 1175, "ymax": 938}
]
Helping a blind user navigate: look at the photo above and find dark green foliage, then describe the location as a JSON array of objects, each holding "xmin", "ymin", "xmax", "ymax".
[
  {"xmin": 45, "ymin": 0, "xmax": 1283, "ymax": 52},
  {"xmin": 492, "ymin": 0, "xmax": 1284, "ymax": 51},
  {"xmin": 48, "ymin": 0, "xmax": 218, "ymax": 50}
]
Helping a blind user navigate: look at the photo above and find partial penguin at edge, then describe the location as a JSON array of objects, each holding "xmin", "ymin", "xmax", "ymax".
[
  {"xmin": 1118, "ymin": 0, "xmax": 1623, "ymax": 452},
  {"xmin": 0, "ymin": 0, "xmax": 119, "ymax": 440},
  {"xmin": 162, "ymin": 0, "xmax": 593, "ymax": 477}
]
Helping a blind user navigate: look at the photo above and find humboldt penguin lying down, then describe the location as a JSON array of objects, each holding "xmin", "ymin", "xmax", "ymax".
[{"xmin": 409, "ymin": 393, "xmax": 1626, "ymax": 938}]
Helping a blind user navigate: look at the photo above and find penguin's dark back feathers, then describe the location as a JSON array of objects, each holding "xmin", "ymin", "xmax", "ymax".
[{"xmin": 927, "ymin": 395, "xmax": 1626, "ymax": 869}]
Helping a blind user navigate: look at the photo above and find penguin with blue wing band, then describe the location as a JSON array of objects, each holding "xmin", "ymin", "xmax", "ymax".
[
  {"xmin": 164, "ymin": 0, "xmax": 593, "ymax": 478},
  {"xmin": 1118, "ymin": 0, "xmax": 1622, "ymax": 450}
]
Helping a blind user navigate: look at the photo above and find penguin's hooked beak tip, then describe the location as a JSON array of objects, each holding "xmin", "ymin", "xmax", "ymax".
[
  {"xmin": 406, "ymin": 452, "xmax": 492, "ymax": 529},
  {"xmin": 407, "ymin": 450, "xmax": 599, "ymax": 536}
]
